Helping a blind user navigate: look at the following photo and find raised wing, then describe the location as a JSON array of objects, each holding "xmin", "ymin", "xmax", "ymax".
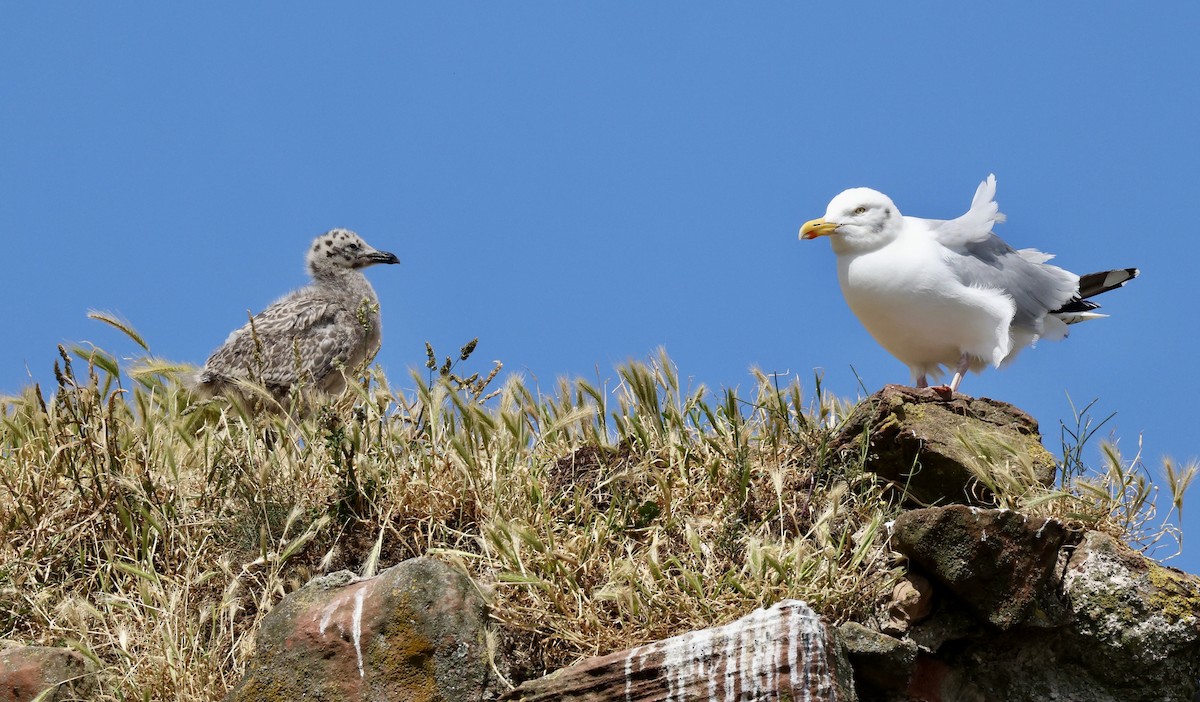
[{"xmin": 932, "ymin": 174, "xmax": 1008, "ymax": 249}]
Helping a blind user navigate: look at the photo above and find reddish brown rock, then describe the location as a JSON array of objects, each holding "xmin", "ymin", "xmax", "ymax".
[
  {"xmin": 502, "ymin": 600, "xmax": 855, "ymax": 701},
  {"xmin": 0, "ymin": 646, "xmax": 94, "ymax": 702},
  {"xmin": 224, "ymin": 557, "xmax": 489, "ymax": 702},
  {"xmin": 891, "ymin": 506, "xmax": 1071, "ymax": 630},
  {"xmin": 905, "ymin": 654, "xmax": 986, "ymax": 702},
  {"xmin": 834, "ymin": 385, "xmax": 1056, "ymax": 506}
]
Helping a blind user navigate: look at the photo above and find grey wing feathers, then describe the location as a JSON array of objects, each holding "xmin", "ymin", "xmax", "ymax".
[{"xmin": 946, "ymin": 234, "xmax": 1078, "ymax": 333}]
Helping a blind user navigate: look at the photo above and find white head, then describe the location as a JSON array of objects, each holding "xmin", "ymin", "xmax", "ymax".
[
  {"xmin": 306, "ymin": 228, "xmax": 400, "ymax": 278},
  {"xmin": 799, "ymin": 187, "xmax": 903, "ymax": 255}
]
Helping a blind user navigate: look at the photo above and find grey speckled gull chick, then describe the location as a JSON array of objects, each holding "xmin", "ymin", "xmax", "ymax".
[{"xmin": 198, "ymin": 229, "xmax": 399, "ymax": 402}]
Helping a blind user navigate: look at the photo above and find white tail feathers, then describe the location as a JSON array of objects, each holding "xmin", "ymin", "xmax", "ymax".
[{"xmin": 1052, "ymin": 310, "xmax": 1109, "ymax": 325}]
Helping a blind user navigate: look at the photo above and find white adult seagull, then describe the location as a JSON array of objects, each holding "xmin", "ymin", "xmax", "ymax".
[{"xmin": 799, "ymin": 174, "xmax": 1136, "ymax": 396}]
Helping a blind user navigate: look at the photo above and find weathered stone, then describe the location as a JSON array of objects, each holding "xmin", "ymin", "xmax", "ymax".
[
  {"xmin": 225, "ymin": 557, "xmax": 489, "ymax": 702},
  {"xmin": 882, "ymin": 572, "xmax": 934, "ymax": 634},
  {"xmin": 861, "ymin": 527, "xmax": 1200, "ymax": 702},
  {"xmin": 1063, "ymin": 531, "xmax": 1200, "ymax": 691},
  {"xmin": 838, "ymin": 622, "xmax": 917, "ymax": 693},
  {"xmin": 0, "ymin": 646, "xmax": 94, "ymax": 702},
  {"xmin": 906, "ymin": 654, "xmax": 987, "ymax": 702},
  {"xmin": 891, "ymin": 506, "xmax": 1070, "ymax": 630},
  {"xmin": 901, "ymin": 623, "xmax": 1197, "ymax": 702},
  {"xmin": 502, "ymin": 600, "xmax": 856, "ymax": 701},
  {"xmin": 834, "ymin": 385, "xmax": 1056, "ymax": 506}
]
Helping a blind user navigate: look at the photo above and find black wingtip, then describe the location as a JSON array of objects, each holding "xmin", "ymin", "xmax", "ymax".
[
  {"xmin": 1054, "ymin": 298, "xmax": 1101, "ymax": 315},
  {"xmin": 1052, "ymin": 267, "xmax": 1137, "ymax": 316},
  {"xmin": 1077, "ymin": 267, "xmax": 1139, "ymax": 300}
]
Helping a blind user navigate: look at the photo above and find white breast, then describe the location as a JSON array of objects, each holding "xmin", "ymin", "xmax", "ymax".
[{"xmin": 836, "ymin": 237, "xmax": 1017, "ymax": 373}]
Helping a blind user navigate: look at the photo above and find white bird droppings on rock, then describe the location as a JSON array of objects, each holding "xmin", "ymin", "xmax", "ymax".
[{"xmin": 625, "ymin": 600, "xmax": 837, "ymax": 702}]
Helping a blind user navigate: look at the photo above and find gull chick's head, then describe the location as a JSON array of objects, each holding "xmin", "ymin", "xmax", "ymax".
[
  {"xmin": 800, "ymin": 187, "xmax": 901, "ymax": 254},
  {"xmin": 307, "ymin": 228, "xmax": 400, "ymax": 277}
]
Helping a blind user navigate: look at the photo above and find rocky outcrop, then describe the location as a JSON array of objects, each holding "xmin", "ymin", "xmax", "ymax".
[
  {"xmin": 195, "ymin": 387, "xmax": 1192, "ymax": 701},
  {"xmin": 1063, "ymin": 530, "xmax": 1200, "ymax": 695},
  {"xmin": 834, "ymin": 385, "xmax": 1056, "ymax": 506},
  {"xmin": 198, "ymin": 387, "xmax": 1200, "ymax": 701},
  {"xmin": 224, "ymin": 557, "xmax": 489, "ymax": 702},
  {"xmin": 862, "ymin": 505, "xmax": 1200, "ymax": 702},
  {"xmin": 891, "ymin": 505, "xmax": 1072, "ymax": 630},
  {"xmin": 0, "ymin": 646, "xmax": 94, "ymax": 702},
  {"xmin": 828, "ymin": 387, "xmax": 1200, "ymax": 701},
  {"xmin": 502, "ymin": 600, "xmax": 855, "ymax": 701}
]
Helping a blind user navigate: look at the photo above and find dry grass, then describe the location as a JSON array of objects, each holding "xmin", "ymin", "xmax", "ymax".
[
  {"xmin": 958, "ymin": 398, "xmax": 1196, "ymax": 560},
  {"xmin": 0, "ymin": 330, "xmax": 1191, "ymax": 699}
]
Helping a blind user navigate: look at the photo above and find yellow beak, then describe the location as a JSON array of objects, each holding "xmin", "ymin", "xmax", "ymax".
[{"xmin": 799, "ymin": 218, "xmax": 840, "ymax": 240}]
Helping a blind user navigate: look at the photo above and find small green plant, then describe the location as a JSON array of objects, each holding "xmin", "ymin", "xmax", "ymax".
[{"xmin": 953, "ymin": 394, "xmax": 1196, "ymax": 561}]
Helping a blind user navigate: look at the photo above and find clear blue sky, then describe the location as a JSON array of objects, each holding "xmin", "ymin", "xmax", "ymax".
[{"xmin": 4, "ymin": 5, "xmax": 1198, "ymax": 572}]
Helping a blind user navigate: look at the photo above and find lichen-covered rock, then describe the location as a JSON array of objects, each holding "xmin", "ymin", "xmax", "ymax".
[
  {"xmin": 834, "ymin": 385, "xmax": 1056, "ymax": 506},
  {"xmin": 0, "ymin": 646, "xmax": 94, "ymax": 702},
  {"xmin": 898, "ymin": 619, "xmax": 1198, "ymax": 702},
  {"xmin": 864, "ymin": 526, "xmax": 1200, "ymax": 702},
  {"xmin": 224, "ymin": 557, "xmax": 489, "ymax": 702},
  {"xmin": 502, "ymin": 600, "xmax": 855, "ymax": 701},
  {"xmin": 1063, "ymin": 531, "xmax": 1200, "ymax": 690},
  {"xmin": 891, "ymin": 505, "xmax": 1071, "ymax": 630}
]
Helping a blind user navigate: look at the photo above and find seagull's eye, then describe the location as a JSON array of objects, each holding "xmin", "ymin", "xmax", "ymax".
[
  {"xmin": 853, "ymin": 206, "xmax": 868, "ymax": 216},
  {"xmin": 348, "ymin": 242, "xmax": 361, "ymax": 251}
]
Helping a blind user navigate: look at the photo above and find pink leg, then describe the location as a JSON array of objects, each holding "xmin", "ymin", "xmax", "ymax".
[
  {"xmin": 931, "ymin": 355, "xmax": 970, "ymax": 400},
  {"xmin": 916, "ymin": 375, "xmax": 928, "ymax": 388},
  {"xmin": 949, "ymin": 354, "xmax": 970, "ymax": 392}
]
